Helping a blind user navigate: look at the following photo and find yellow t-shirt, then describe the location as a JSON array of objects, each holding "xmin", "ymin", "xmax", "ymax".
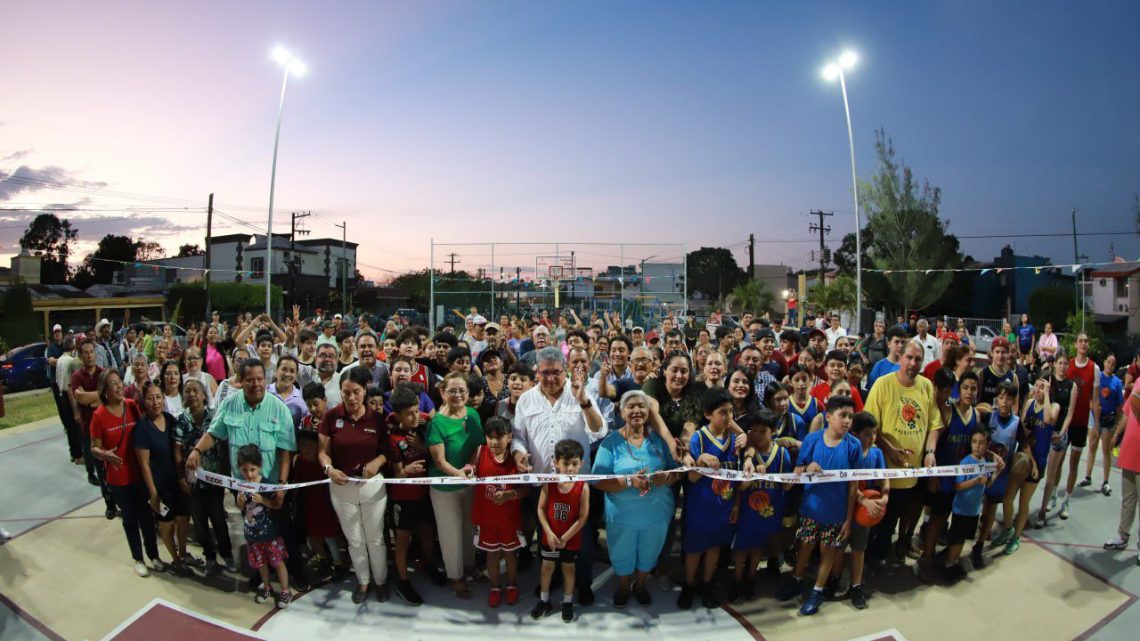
[{"xmin": 864, "ymin": 372, "xmax": 945, "ymax": 489}]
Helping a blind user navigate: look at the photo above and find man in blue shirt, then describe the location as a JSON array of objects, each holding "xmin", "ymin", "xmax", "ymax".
[
  {"xmin": 1016, "ymin": 314, "xmax": 1036, "ymax": 356},
  {"xmin": 866, "ymin": 325, "xmax": 908, "ymax": 391}
]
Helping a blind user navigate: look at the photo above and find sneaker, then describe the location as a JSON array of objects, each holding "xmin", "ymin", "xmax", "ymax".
[
  {"xmin": 1060, "ymin": 500, "xmax": 1071, "ymax": 520},
  {"xmin": 181, "ymin": 553, "xmax": 205, "ymax": 569},
  {"xmin": 577, "ymin": 585, "xmax": 595, "ymax": 606},
  {"xmin": 374, "ymin": 583, "xmax": 389, "ymax": 603},
  {"xmin": 1047, "ymin": 494, "xmax": 1058, "ymax": 512},
  {"xmin": 204, "ymin": 560, "xmax": 221, "ymax": 577},
  {"xmin": 1102, "ymin": 482, "xmax": 1112, "ymax": 497},
  {"xmin": 396, "ymin": 580, "xmax": 423, "ymax": 606},
  {"xmin": 531, "ymin": 600, "xmax": 553, "ymax": 619},
  {"xmin": 1104, "ymin": 535, "xmax": 1130, "ymax": 551},
  {"xmin": 848, "ymin": 584, "xmax": 868, "ymax": 610},
  {"xmin": 150, "ymin": 558, "xmax": 167, "ymax": 573},
  {"xmin": 105, "ymin": 507, "xmax": 117, "ymax": 520},
  {"xmin": 1078, "ymin": 476, "xmax": 1092, "ymax": 488},
  {"xmin": 276, "ymin": 590, "xmax": 292, "ymax": 609},
  {"xmin": 945, "ymin": 563, "xmax": 968, "ymax": 585},
  {"xmin": 351, "ymin": 587, "xmax": 369, "ymax": 604},
  {"xmin": 561, "ymin": 602, "xmax": 575, "ymax": 623},
  {"xmin": 429, "ymin": 567, "xmax": 447, "ymax": 586},
  {"xmin": 635, "ymin": 585, "xmax": 652, "ymax": 606},
  {"xmin": 256, "ymin": 586, "xmax": 274, "ymax": 604},
  {"xmin": 0, "ymin": 528, "xmax": 10, "ymax": 541},
  {"xmin": 488, "ymin": 587, "xmax": 502, "ymax": 608},
  {"xmin": 701, "ymin": 584, "xmax": 720, "ymax": 609},
  {"xmin": 222, "ymin": 556, "xmax": 239, "ymax": 573},
  {"xmin": 657, "ymin": 573, "xmax": 674, "ymax": 592},
  {"xmin": 677, "ymin": 584, "xmax": 695, "ymax": 609},
  {"xmin": 613, "ymin": 587, "xmax": 630, "ymax": 609},
  {"xmin": 799, "ymin": 588, "xmax": 825, "ymax": 616},
  {"xmin": 133, "ymin": 561, "xmax": 150, "ymax": 577},
  {"xmin": 971, "ymin": 546, "xmax": 987, "ymax": 569},
  {"xmin": 991, "ymin": 526, "xmax": 1014, "ymax": 548},
  {"xmin": 1004, "ymin": 537, "xmax": 1021, "ymax": 555},
  {"xmin": 1034, "ymin": 511, "xmax": 1047, "ymax": 529},
  {"xmin": 775, "ymin": 576, "xmax": 804, "ymax": 602}
]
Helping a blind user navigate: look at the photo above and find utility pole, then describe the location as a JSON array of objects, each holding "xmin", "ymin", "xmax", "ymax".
[
  {"xmin": 334, "ymin": 221, "xmax": 347, "ymax": 315},
  {"xmin": 289, "ymin": 211, "xmax": 310, "ymax": 312},
  {"xmin": 516, "ymin": 267, "xmax": 521, "ymax": 312},
  {"xmin": 205, "ymin": 193, "xmax": 213, "ymax": 316},
  {"xmin": 809, "ymin": 210, "xmax": 833, "ymax": 279},
  {"xmin": 748, "ymin": 233, "xmax": 755, "ymax": 280},
  {"xmin": 1071, "ymin": 208, "xmax": 1080, "ymax": 321},
  {"xmin": 446, "ymin": 252, "xmax": 461, "ymax": 275}
]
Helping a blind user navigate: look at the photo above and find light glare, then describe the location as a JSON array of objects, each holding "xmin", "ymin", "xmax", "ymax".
[
  {"xmin": 272, "ymin": 46, "xmax": 291, "ymax": 65},
  {"xmin": 839, "ymin": 50, "xmax": 858, "ymax": 69},
  {"xmin": 822, "ymin": 64, "xmax": 840, "ymax": 81}
]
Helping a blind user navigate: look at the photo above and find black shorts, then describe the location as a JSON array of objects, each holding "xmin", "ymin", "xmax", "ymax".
[
  {"xmin": 929, "ymin": 490, "xmax": 955, "ymax": 516},
  {"xmin": 156, "ymin": 487, "xmax": 189, "ymax": 522},
  {"xmin": 540, "ymin": 547, "xmax": 579, "ymax": 564},
  {"xmin": 947, "ymin": 513, "xmax": 980, "ymax": 545},
  {"xmin": 1097, "ymin": 414, "xmax": 1118, "ymax": 431},
  {"xmin": 1068, "ymin": 424, "xmax": 1089, "ymax": 449},
  {"xmin": 391, "ymin": 499, "xmax": 432, "ymax": 530}
]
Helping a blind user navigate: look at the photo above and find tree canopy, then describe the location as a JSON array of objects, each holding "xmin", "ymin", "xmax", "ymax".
[
  {"xmin": 686, "ymin": 247, "xmax": 746, "ymax": 302},
  {"xmin": 17, "ymin": 213, "xmax": 77, "ymax": 284},
  {"xmin": 73, "ymin": 234, "xmax": 137, "ymax": 288}
]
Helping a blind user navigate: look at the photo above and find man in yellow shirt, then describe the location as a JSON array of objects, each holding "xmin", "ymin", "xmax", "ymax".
[{"xmin": 864, "ymin": 340, "xmax": 943, "ymax": 566}]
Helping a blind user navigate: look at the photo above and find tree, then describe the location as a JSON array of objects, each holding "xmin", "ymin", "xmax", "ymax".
[
  {"xmin": 134, "ymin": 240, "xmax": 165, "ymax": 261},
  {"xmin": 1061, "ymin": 310, "xmax": 1106, "ymax": 360},
  {"xmin": 1028, "ymin": 286, "xmax": 1073, "ymax": 329},
  {"xmin": 686, "ymin": 247, "xmax": 746, "ymax": 302},
  {"xmin": 17, "ymin": 213, "xmax": 77, "ymax": 284},
  {"xmin": 0, "ymin": 282, "xmax": 38, "ymax": 347},
  {"xmin": 176, "ymin": 243, "xmax": 204, "ymax": 257},
  {"xmin": 808, "ymin": 274, "xmax": 858, "ymax": 316},
  {"xmin": 73, "ymin": 234, "xmax": 137, "ymax": 288},
  {"xmin": 728, "ymin": 279, "xmax": 776, "ymax": 316},
  {"xmin": 858, "ymin": 129, "xmax": 963, "ymax": 314}
]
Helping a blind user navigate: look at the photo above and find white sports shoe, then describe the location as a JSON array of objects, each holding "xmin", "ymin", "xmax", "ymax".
[
  {"xmin": 134, "ymin": 561, "xmax": 151, "ymax": 577},
  {"xmin": 1059, "ymin": 500, "xmax": 1070, "ymax": 520},
  {"xmin": 1104, "ymin": 535, "xmax": 1129, "ymax": 551}
]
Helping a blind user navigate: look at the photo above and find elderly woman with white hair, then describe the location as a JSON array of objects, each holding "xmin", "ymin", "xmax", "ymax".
[{"xmin": 591, "ymin": 390, "xmax": 680, "ymax": 608}]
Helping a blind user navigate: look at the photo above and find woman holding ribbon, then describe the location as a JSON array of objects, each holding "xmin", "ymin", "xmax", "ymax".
[
  {"xmin": 318, "ymin": 366, "xmax": 390, "ymax": 604},
  {"xmin": 591, "ymin": 390, "xmax": 680, "ymax": 607}
]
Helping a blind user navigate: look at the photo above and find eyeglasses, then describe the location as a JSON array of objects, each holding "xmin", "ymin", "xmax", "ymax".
[
  {"xmin": 444, "ymin": 388, "xmax": 468, "ymax": 396},
  {"xmin": 537, "ymin": 369, "xmax": 565, "ymax": 378}
]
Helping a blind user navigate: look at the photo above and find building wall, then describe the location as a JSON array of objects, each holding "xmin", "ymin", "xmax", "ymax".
[
  {"xmin": 1090, "ymin": 275, "xmax": 1129, "ymax": 315},
  {"xmin": 640, "ymin": 263, "xmax": 684, "ymax": 305}
]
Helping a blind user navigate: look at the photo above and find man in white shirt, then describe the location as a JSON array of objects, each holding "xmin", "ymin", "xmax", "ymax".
[
  {"xmin": 825, "ymin": 313, "xmax": 848, "ymax": 350},
  {"xmin": 915, "ymin": 318, "xmax": 941, "ymax": 369}
]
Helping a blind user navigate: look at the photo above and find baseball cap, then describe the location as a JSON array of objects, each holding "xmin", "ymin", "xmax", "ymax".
[
  {"xmin": 806, "ymin": 328, "xmax": 827, "ymax": 341},
  {"xmin": 333, "ymin": 313, "xmax": 342, "ymax": 320},
  {"xmin": 52, "ymin": 324, "xmax": 63, "ymax": 332},
  {"xmin": 754, "ymin": 328, "xmax": 776, "ymax": 342},
  {"xmin": 632, "ymin": 326, "xmax": 645, "ymax": 333},
  {"xmin": 484, "ymin": 322, "xmax": 501, "ymax": 333},
  {"xmin": 646, "ymin": 330, "xmax": 661, "ymax": 344},
  {"xmin": 472, "ymin": 315, "xmax": 488, "ymax": 325},
  {"xmin": 991, "ymin": 336, "xmax": 1011, "ymax": 351},
  {"xmin": 941, "ymin": 332, "xmax": 960, "ymax": 345}
]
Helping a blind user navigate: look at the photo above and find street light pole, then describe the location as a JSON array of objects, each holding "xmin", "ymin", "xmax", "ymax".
[
  {"xmin": 824, "ymin": 51, "xmax": 862, "ymax": 335},
  {"xmin": 265, "ymin": 47, "xmax": 306, "ymax": 317}
]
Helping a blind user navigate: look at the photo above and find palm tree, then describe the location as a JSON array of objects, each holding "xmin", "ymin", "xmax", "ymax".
[
  {"xmin": 729, "ymin": 279, "xmax": 776, "ymax": 315},
  {"xmin": 808, "ymin": 274, "xmax": 857, "ymax": 316}
]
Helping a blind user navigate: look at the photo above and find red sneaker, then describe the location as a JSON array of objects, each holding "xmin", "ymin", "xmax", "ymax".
[
  {"xmin": 488, "ymin": 587, "xmax": 502, "ymax": 608},
  {"xmin": 506, "ymin": 585, "xmax": 519, "ymax": 605}
]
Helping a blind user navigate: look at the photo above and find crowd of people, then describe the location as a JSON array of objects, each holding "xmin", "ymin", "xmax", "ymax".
[{"xmin": 39, "ymin": 304, "xmax": 1140, "ymax": 620}]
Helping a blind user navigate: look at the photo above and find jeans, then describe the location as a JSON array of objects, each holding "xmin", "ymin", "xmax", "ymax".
[
  {"xmin": 53, "ymin": 385, "xmax": 82, "ymax": 459},
  {"xmin": 109, "ymin": 483, "xmax": 159, "ymax": 562},
  {"xmin": 189, "ymin": 483, "xmax": 233, "ymax": 561}
]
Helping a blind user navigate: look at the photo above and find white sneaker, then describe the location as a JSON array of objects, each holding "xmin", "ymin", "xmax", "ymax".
[
  {"xmin": 0, "ymin": 528, "xmax": 11, "ymax": 541},
  {"xmin": 1104, "ymin": 535, "xmax": 1129, "ymax": 551},
  {"xmin": 1101, "ymin": 482, "xmax": 1112, "ymax": 497},
  {"xmin": 134, "ymin": 561, "xmax": 151, "ymax": 577},
  {"xmin": 1047, "ymin": 495, "xmax": 1058, "ymax": 512},
  {"xmin": 1059, "ymin": 500, "xmax": 1070, "ymax": 520}
]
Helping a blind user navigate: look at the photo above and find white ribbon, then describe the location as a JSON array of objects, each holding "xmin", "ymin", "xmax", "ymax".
[{"xmin": 195, "ymin": 462, "xmax": 996, "ymax": 494}]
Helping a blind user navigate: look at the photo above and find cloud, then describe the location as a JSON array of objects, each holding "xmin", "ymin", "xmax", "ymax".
[
  {"xmin": 0, "ymin": 165, "xmax": 108, "ymax": 201},
  {"xmin": 2, "ymin": 149, "xmax": 32, "ymax": 163}
]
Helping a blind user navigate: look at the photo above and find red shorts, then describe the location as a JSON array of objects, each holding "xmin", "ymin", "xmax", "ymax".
[
  {"xmin": 473, "ymin": 522, "xmax": 524, "ymax": 552},
  {"xmin": 247, "ymin": 538, "xmax": 288, "ymax": 569}
]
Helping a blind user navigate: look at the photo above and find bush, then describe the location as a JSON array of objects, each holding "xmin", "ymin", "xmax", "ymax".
[
  {"xmin": 0, "ymin": 282, "xmax": 39, "ymax": 345},
  {"xmin": 1028, "ymin": 287, "xmax": 1073, "ymax": 329},
  {"xmin": 167, "ymin": 282, "xmax": 282, "ymax": 320}
]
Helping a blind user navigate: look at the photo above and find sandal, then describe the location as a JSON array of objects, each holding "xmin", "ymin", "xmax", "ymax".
[{"xmin": 451, "ymin": 579, "xmax": 472, "ymax": 599}]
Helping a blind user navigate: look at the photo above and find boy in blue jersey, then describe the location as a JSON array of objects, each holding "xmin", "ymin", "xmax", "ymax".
[
  {"xmin": 839, "ymin": 412, "xmax": 889, "ymax": 610},
  {"xmin": 945, "ymin": 427, "xmax": 995, "ymax": 583},
  {"xmin": 776, "ymin": 395, "xmax": 861, "ymax": 616},
  {"xmin": 678, "ymin": 387, "xmax": 739, "ymax": 610},
  {"xmin": 731, "ymin": 409, "xmax": 793, "ymax": 602}
]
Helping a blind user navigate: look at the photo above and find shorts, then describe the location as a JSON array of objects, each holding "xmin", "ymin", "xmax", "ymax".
[
  {"xmin": 392, "ymin": 499, "xmax": 431, "ymax": 530},
  {"xmin": 247, "ymin": 537, "xmax": 288, "ymax": 569},
  {"xmin": 540, "ymin": 546, "xmax": 579, "ymax": 564},
  {"xmin": 929, "ymin": 490, "xmax": 955, "ymax": 516},
  {"xmin": 1068, "ymin": 424, "xmax": 1089, "ymax": 449},
  {"xmin": 682, "ymin": 520, "xmax": 735, "ymax": 554},
  {"xmin": 796, "ymin": 516, "xmax": 846, "ymax": 548},
  {"xmin": 474, "ymin": 522, "xmax": 524, "ymax": 552},
  {"xmin": 607, "ymin": 521, "xmax": 669, "ymax": 576},
  {"xmin": 947, "ymin": 514, "xmax": 980, "ymax": 546},
  {"xmin": 1097, "ymin": 414, "xmax": 1118, "ymax": 431},
  {"xmin": 155, "ymin": 487, "xmax": 189, "ymax": 523},
  {"xmin": 847, "ymin": 523, "xmax": 871, "ymax": 552},
  {"xmin": 1051, "ymin": 430, "xmax": 1070, "ymax": 452}
]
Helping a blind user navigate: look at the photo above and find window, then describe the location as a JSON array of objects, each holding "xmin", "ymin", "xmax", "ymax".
[
  {"xmin": 251, "ymin": 257, "xmax": 265, "ymax": 279},
  {"xmin": 1116, "ymin": 278, "xmax": 1128, "ymax": 299}
]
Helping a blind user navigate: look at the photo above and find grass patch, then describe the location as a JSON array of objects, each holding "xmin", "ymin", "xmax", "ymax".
[{"xmin": 0, "ymin": 390, "xmax": 58, "ymax": 430}]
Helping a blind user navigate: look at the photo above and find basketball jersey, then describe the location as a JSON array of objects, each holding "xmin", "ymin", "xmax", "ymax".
[
  {"xmin": 937, "ymin": 405, "xmax": 976, "ymax": 493},
  {"xmin": 1067, "ymin": 358, "xmax": 1097, "ymax": 428},
  {"xmin": 1053, "ymin": 378, "xmax": 1074, "ymax": 428},
  {"xmin": 775, "ymin": 410, "xmax": 807, "ymax": 442},
  {"xmin": 471, "ymin": 445, "xmax": 520, "ymax": 528},
  {"xmin": 736, "ymin": 445, "xmax": 791, "ymax": 541},
  {"xmin": 1024, "ymin": 399, "xmax": 1054, "ymax": 472},
  {"xmin": 542, "ymin": 481, "xmax": 585, "ymax": 551},
  {"xmin": 978, "ymin": 366, "xmax": 1017, "ymax": 407},
  {"xmin": 789, "ymin": 396, "xmax": 819, "ymax": 431},
  {"xmin": 986, "ymin": 410, "xmax": 1020, "ymax": 498},
  {"xmin": 685, "ymin": 427, "xmax": 737, "ymax": 525}
]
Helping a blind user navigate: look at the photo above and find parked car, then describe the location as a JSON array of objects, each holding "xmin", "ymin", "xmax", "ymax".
[
  {"xmin": 394, "ymin": 308, "xmax": 428, "ymax": 328},
  {"xmin": 973, "ymin": 325, "xmax": 998, "ymax": 354},
  {"xmin": 0, "ymin": 342, "xmax": 49, "ymax": 391}
]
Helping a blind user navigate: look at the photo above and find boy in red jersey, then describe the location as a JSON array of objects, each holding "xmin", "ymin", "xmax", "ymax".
[
  {"xmin": 531, "ymin": 439, "xmax": 590, "ymax": 623},
  {"xmin": 470, "ymin": 416, "xmax": 525, "ymax": 607}
]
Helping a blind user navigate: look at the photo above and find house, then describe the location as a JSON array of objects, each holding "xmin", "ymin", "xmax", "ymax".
[
  {"xmin": 970, "ymin": 245, "xmax": 1073, "ymax": 318},
  {"xmin": 207, "ymin": 233, "xmax": 357, "ymax": 311},
  {"xmin": 1085, "ymin": 261, "xmax": 1140, "ymax": 335}
]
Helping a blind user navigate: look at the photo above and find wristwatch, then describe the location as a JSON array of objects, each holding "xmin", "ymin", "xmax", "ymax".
[{"xmin": 625, "ymin": 475, "xmax": 633, "ymax": 488}]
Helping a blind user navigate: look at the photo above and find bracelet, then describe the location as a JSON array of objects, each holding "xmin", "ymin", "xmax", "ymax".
[
  {"xmin": 579, "ymin": 399, "xmax": 592, "ymax": 410},
  {"xmin": 625, "ymin": 475, "xmax": 633, "ymax": 488},
  {"xmin": 323, "ymin": 464, "xmax": 332, "ymax": 475}
]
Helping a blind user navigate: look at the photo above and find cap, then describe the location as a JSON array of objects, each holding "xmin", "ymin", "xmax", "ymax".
[
  {"xmin": 806, "ymin": 328, "xmax": 827, "ymax": 341},
  {"xmin": 333, "ymin": 313, "xmax": 343, "ymax": 320},
  {"xmin": 646, "ymin": 330, "xmax": 661, "ymax": 344},
  {"xmin": 484, "ymin": 322, "xmax": 501, "ymax": 333},
  {"xmin": 753, "ymin": 328, "xmax": 776, "ymax": 342},
  {"xmin": 632, "ymin": 326, "xmax": 645, "ymax": 333},
  {"xmin": 472, "ymin": 315, "xmax": 488, "ymax": 325},
  {"xmin": 52, "ymin": 324, "xmax": 63, "ymax": 332},
  {"xmin": 95, "ymin": 318, "xmax": 111, "ymax": 331},
  {"xmin": 941, "ymin": 332, "xmax": 960, "ymax": 345},
  {"xmin": 991, "ymin": 336, "xmax": 1011, "ymax": 351}
]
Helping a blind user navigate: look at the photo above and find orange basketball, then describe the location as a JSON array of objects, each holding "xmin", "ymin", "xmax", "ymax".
[{"xmin": 855, "ymin": 489, "xmax": 884, "ymax": 527}]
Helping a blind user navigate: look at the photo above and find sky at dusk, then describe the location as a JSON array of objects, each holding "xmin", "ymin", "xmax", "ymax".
[{"xmin": 1, "ymin": 0, "xmax": 1137, "ymax": 283}]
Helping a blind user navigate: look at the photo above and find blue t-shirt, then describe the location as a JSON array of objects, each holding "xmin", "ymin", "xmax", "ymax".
[
  {"xmin": 953, "ymin": 454, "xmax": 988, "ymax": 516},
  {"xmin": 985, "ymin": 411, "xmax": 1020, "ymax": 499},
  {"xmin": 775, "ymin": 411, "xmax": 807, "ymax": 443},
  {"xmin": 1016, "ymin": 324, "xmax": 1035, "ymax": 352},
  {"xmin": 867, "ymin": 358, "xmax": 900, "ymax": 391},
  {"xmin": 241, "ymin": 490, "xmax": 280, "ymax": 542},
  {"xmin": 796, "ymin": 430, "xmax": 862, "ymax": 525},
  {"xmin": 685, "ymin": 427, "xmax": 737, "ymax": 527},
  {"xmin": 1100, "ymin": 373, "xmax": 1124, "ymax": 419},
  {"xmin": 859, "ymin": 445, "xmax": 887, "ymax": 491},
  {"xmin": 592, "ymin": 431, "xmax": 676, "ymax": 527}
]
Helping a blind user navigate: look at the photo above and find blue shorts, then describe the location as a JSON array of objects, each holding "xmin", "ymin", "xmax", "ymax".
[
  {"xmin": 607, "ymin": 521, "xmax": 669, "ymax": 576},
  {"xmin": 732, "ymin": 520, "xmax": 780, "ymax": 551},
  {"xmin": 683, "ymin": 519, "xmax": 734, "ymax": 554},
  {"xmin": 985, "ymin": 468, "xmax": 1010, "ymax": 502}
]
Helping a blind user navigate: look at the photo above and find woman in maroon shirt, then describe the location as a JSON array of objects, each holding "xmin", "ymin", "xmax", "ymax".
[
  {"xmin": 90, "ymin": 370, "xmax": 159, "ymax": 577},
  {"xmin": 319, "ymin": 366, "xmax": 390, "ymax": 603}
]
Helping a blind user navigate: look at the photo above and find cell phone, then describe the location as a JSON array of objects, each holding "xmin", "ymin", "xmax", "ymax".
[{"xmin": 159, "ymin": 502, "xmax": 171, "ymax": 518}]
